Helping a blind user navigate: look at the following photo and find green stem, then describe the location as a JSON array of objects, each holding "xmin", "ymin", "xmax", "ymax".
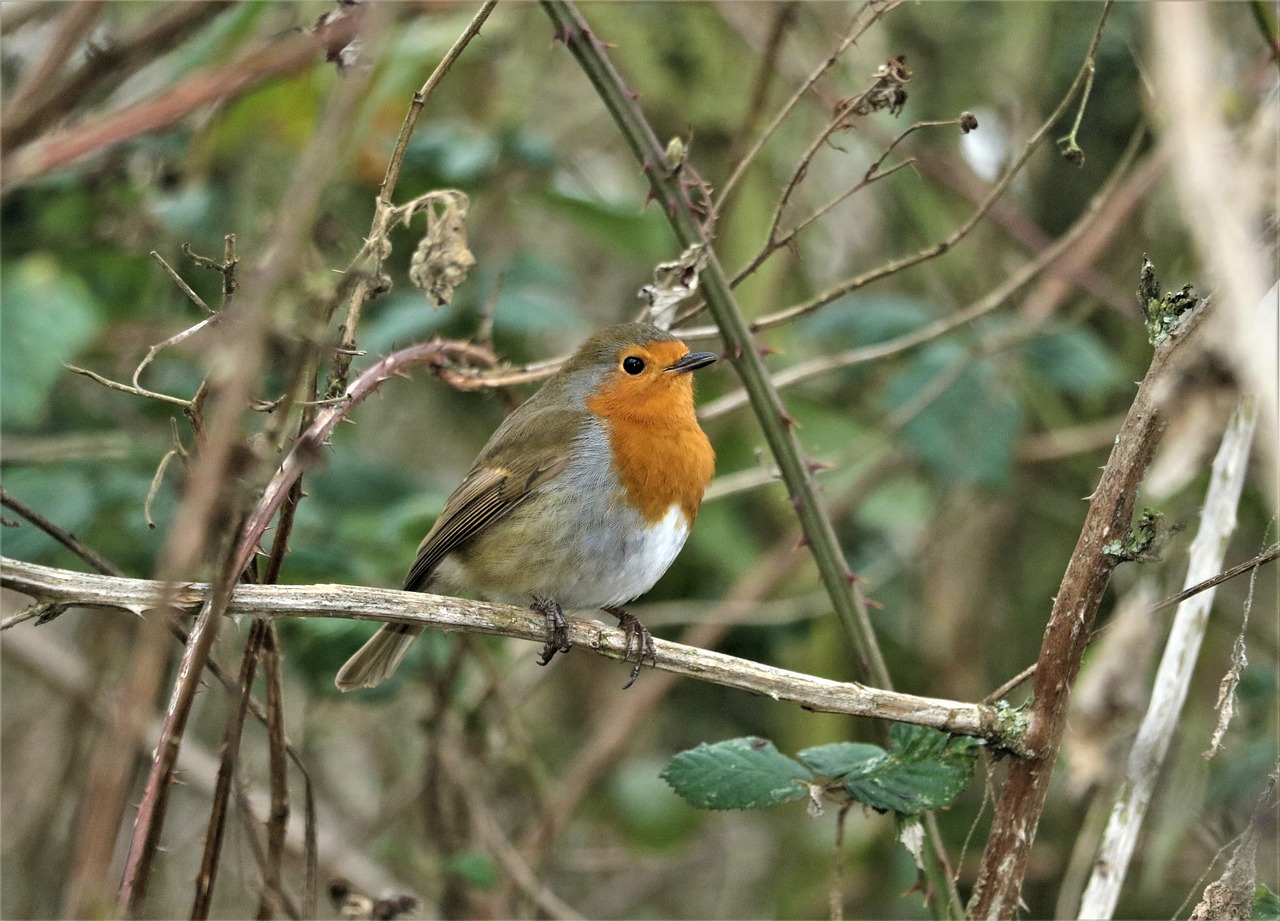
[
  {"xmin": 539, "ymin": 0, "xmax": 889, "ymax": 689},
  {"xmin": 539, "ymin": 3, "xmax": 964, "ymax": 917}
]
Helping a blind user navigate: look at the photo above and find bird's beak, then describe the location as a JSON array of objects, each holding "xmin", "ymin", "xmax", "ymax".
[{"xmin": 665, "ymin": 351, "xmax": 718, "ymax": 374}]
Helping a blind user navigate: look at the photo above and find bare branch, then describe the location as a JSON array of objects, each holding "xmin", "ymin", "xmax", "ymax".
[
  {"xmin": 1, "ymin": 556, "xmax": 1025, "ymax": 752},
  {"xmin": 967, "ymin": 279, "xmax": 1203, "ymax": 917}
]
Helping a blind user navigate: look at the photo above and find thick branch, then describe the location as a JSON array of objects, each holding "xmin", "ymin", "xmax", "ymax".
[
  {"xmin": 0, "ymin": 557, "xmax": 1025, "ymax": 753},
  {"xmin": 966, "ymin": 300, "xmax": 1206, "ymax": 918}
]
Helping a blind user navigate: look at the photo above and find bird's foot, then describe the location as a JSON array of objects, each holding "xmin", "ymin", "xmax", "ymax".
[
  {"xmin": 532, "ymin": 596, "xmax": 572, "ymax": 667},
  {"xmin": 603, "ymin": 606, "xmax": 656, "ymax": 689}
]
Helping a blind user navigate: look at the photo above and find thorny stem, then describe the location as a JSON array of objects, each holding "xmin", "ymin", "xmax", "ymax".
[
  {"xmin": 541, "ymin": 0, "xmax": 890, "ymax": 684},
  {"xmin": 3, "ymin": 556, "xmax": 1027, "ymax": 750},
  {"xmin": 192, "ymin": 619, "xmax": 268, "ymax": 919},
  {"xmin": 232, "ymin": 340, "xmax": 494, "ymax": 583},
  {"xmin": 966, "ymin": 300, "xmax": 1205, "ymax": 916},
  {"xmin": 539, "ymin": 3, "xmax": 962, "ymax": 915},
  {"xmin": 328, "ymin": 0, "xmax": 496, "ymax": 394}
]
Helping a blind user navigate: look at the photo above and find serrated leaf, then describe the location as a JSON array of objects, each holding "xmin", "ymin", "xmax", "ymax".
[
  {"xmin": 661, "ymin": 738, "xmax": 810, "ymax": 810},
  {"xmin": 796, "ymin": 742, "xmax": 886, "ymax": 779},
  {"xmin": 842, "ymin": 726, "xmax": 980, "ymax": 816}
]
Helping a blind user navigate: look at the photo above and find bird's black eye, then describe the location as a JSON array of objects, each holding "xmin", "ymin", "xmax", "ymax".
[{"xmin": 622, "ymin": 355, "xmax": 645, "ymax": 375}]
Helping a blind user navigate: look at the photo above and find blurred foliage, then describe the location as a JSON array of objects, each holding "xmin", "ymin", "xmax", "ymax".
[{"xmin": 1, "ymin": 2, "xmax": 1276, "ymax": 920}]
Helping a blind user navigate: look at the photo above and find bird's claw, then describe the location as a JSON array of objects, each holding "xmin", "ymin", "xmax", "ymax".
[
  {"xmin": 533, "ymin": 597, "xmax": 572, "ymax": 667},
  {"xmin": 605, "ymin": 607, "xmax": 656, "ymax": 689}
]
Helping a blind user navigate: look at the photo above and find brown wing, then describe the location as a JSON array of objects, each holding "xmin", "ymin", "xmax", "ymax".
[{"xmin": 402, "ymin": 404, "xmax": 580, "ymax": 591}]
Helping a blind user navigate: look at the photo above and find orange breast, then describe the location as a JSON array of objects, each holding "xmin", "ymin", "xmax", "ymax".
[{"xmin": 586, "ymin": 358, "xmax": 715, "ymax": 525}]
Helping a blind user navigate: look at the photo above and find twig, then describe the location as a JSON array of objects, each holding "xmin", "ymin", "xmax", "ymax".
[
  {"xmin": 326, "ymin": 0, "xmax": 497, "ymax": 394},
  {"xmin": 966, "ymin": 287, "xmax": 1204, "ymax": 917},
  {"xmin": 67, "ymin": 365, "xmax": 192, "ymax": 408},
  {"xmin": 1056, "ymin": 48, "xmax": 1098, "ymax": 165},
  {"xmin": 1151, "ymin": 540, "xmax": 1280, "ymax": 613},
  {"xmin": 711, "ymin": 2, "xmax": 898, "ymax": 223},
  {"xmin": 150, "ymin": 249, "xmax": 213, "ymax": 313},
  {"xmin": 697, "ymin": 120, "xmax": 1142, "ymax": 420},
  {"xmin": 0, "ymin": 556, "xmax": 1028, "ymax": 752},
  {"xmin": 0, "ymin": 484, "xmax": 123, "ymax": 577},
  {"xmin": 761, "ymin": 69, "xmax": 908, "ymax": 253},
  {"xmin": 1, "ymin": 1, "xmax": 231, "ymax": 153},
  {"xmin": 193, "ymin": 620, "xmax": 269, "ymax": 919},
  {"xmin": 1077, "ymin": 397, "xmax": 1257, "ymax": 918},
  {"xmin": 3, "ymin": 6, "xmax": 362, "ymax": 188},
  {"xmin": 683, "ymin": 0, "xmax": 1117, "ymax": 340}
]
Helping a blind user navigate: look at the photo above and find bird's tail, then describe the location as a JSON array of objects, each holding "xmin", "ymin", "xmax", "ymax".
[{"xmin": 335, "ymin": 623, "xmax": 423, "ymax": 691}]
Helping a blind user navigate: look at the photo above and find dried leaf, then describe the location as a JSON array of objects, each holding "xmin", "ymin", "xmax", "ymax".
[
  {"xmin": 406, "ymin": 191, "xmax": 476, "ymax": 308},
  {"xmin": 1205, "ymin": 558, "xmax": 1259, "ymax": 758},
  {"xmin": 639, "ymin": 243, "xmax": 707, "ymax": 330}
]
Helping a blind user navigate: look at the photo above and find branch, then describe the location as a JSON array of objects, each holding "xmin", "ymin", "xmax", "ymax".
[
  {"xmin": 1077, "ymin": 397, "xmax": 1258, "ymax": 918},
  {"xmin": 0, "ymin": 484, "xmax": 123, "ymax": 577},
  {"xmin": 680, "ymin": 0, "xmax": 1117, "ymax": 340},
  {"xmin": 711, "ymin": 1, "xmax": 899, "ymax": 223},
  {"xmin": 966, "ymin": 293, "xmax": 1206, "ymax": 918},
  {"xmin": 2, "ymin": 6, "xmax": 362, "ymax": 188},
  {"xmin": 697, "ymin": 125, "xmax": 1145, "ymax": 421},
  {"xmin": 540, "ymin": 0, "xmax": 891, "ymax": 695},
  {"xmin": 0, "ymin": 556, "xmax": 1026, "ymax": 753},
  {"xmin": 1, "ymin": 1, "xmax": 231, "ymax": 154}
]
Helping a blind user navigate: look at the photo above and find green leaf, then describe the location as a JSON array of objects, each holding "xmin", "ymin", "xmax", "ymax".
[
  {"xmin": 447, "ymin": 852, "xmax": 498, "ymax": 890},
  {"xmin": 796, "ymin": 742, "xmax": 887, "ymax": 779},
  {"xmin": 1, "ymin": 255, "xmax": 102, "ymax": 428},
  {"xmin": 842, "ymin": 726, "xmax": 980, "ymax": 816},
  {"xmin": 1026, "ymin": 326, "xmax": 1122, "ymax": 398},
  {"xmin": 539, "ymin": 190, "xmax": 672, "ymax": 262},
  {"xmin": 661, "ymin": 738, "xmax": 810, "ymax": 810},
  {"xmin": 799, "ymin": 295, "xmax": 936, "ymax": 347},
  {"xmin": 1254, "ymin": 884, "xmax": 1280, "ymax": 921},
  {"xmin": 883, "ymin": 342, "xmax": 1022, "ymax": 489}
]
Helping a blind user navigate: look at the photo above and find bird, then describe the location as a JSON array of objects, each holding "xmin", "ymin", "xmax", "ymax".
[{"xmin": 336, "ymin": 322, "xmax": 717, "ymax": 691}]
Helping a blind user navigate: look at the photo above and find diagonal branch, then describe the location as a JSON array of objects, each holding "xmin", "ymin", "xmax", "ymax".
[
  {"xmin": 539, "ymin": 0, "xmax": 890, "ymax": 694},
  {"xmin": 966, "ymin": 294, "xmax": 1206, "ymax": 918}
]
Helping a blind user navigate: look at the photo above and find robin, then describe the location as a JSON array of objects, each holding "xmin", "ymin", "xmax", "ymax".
[{"xmin": 336, "ymin": 322, "xmax": 717, "ymax": 691}]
